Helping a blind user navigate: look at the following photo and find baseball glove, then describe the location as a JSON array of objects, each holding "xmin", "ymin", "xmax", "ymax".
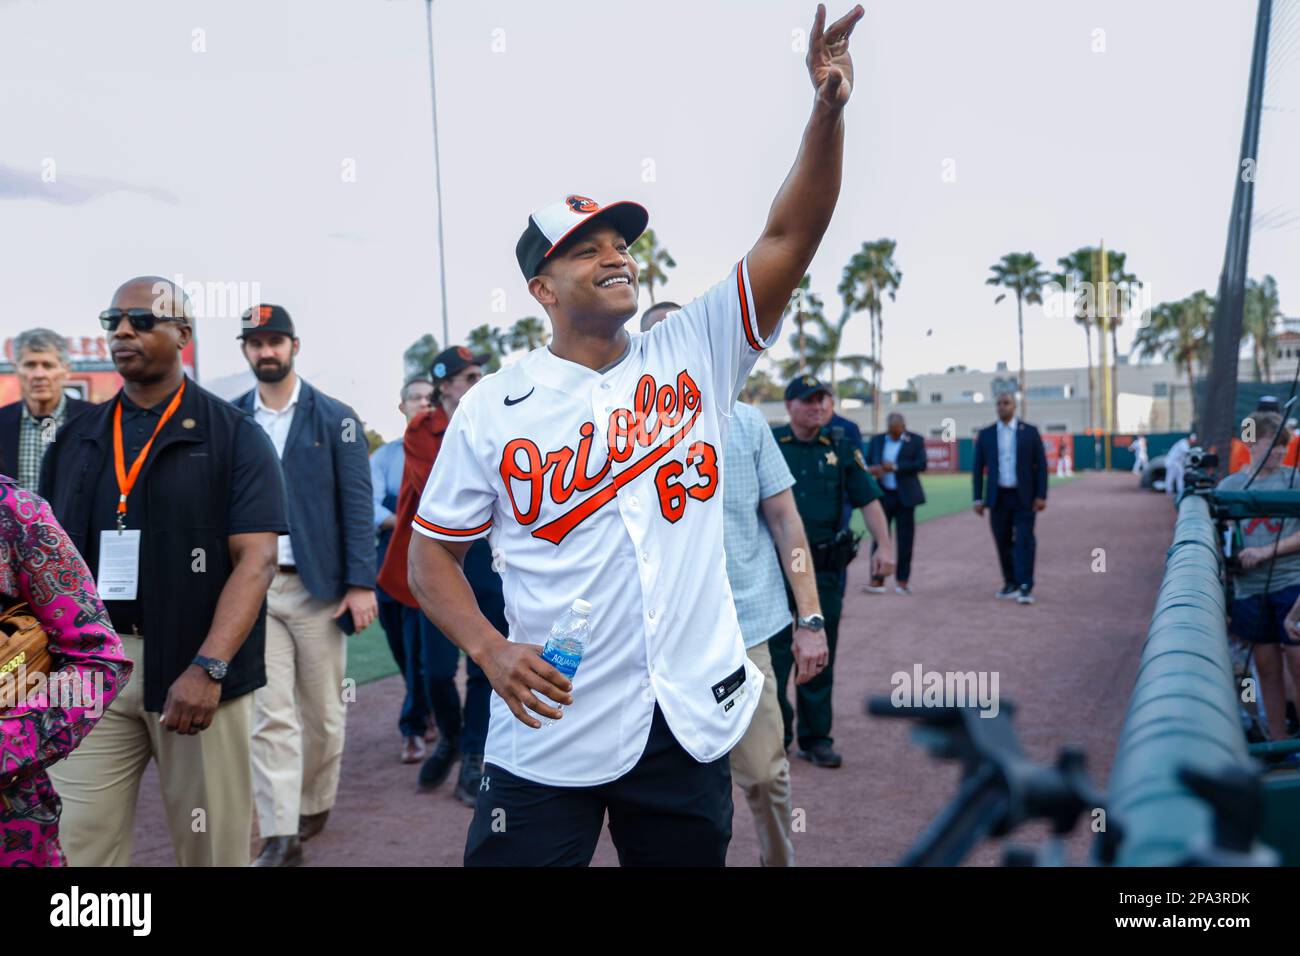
[{"xmin": 0, "ymin": 601, "xmax": 51, "ymax": 715}]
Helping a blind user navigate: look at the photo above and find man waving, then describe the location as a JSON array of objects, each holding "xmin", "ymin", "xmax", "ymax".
[{"xmin": 408, "ymin": 3, "xmax": 865, "ymax": 867}]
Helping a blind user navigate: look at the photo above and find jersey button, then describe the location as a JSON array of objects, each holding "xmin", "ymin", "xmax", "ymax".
[
  {"xmin": 641, "ymin": 551, "xmax": 650, "ymax": 563},
  {"xmin": 628, "ymin": 496, "xmax": 640, "ymax": 512},
  {"xmin": 648, "ymin": 609, "xmax": 656, "ymax": 620},
  {"xmin": 600, "ymin": 382, "xmax": 611, "ymax": 390}
]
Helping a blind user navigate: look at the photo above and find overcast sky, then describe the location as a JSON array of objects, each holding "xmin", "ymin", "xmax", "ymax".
[{"xmin": 2, "ymin": 0, "xmax": 1298, "ymax": 439}]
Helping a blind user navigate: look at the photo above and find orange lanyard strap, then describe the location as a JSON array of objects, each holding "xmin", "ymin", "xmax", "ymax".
[{"xmin": 113, "ymin": 380, "xmax": 187, "ymax": 519}]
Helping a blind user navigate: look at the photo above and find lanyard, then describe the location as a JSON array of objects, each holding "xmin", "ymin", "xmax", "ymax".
[{"xmin": 113, "ymin": 381, "xmax": 186, "ymax": 531}]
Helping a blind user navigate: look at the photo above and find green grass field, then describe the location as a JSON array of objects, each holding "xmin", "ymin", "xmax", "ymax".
[
  {"xmin": 347, "ymin": 473, "xmax": 1079, "ymax": 686},
  {"xmin": 848, "ymin": 472, "xmax": 1076, "ymax": 534}
]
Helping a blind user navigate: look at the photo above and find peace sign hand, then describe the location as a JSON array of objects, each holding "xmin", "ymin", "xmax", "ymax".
[{"xmin": 807, "ymin": 3, "xmax": 865, "ymax": 110}]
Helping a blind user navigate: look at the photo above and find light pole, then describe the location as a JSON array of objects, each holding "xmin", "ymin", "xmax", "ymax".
[{"xmin": 425, "ymin": 0, "xmax": 450, "ymax": 347}]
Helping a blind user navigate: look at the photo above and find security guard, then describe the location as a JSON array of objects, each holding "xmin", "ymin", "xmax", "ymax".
[{"xmin": 772, "ymin": 375, "xmax": 894, "ymax": 768}]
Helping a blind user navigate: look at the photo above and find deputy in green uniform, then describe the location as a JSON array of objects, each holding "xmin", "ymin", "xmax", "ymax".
[{"xmin": 771, "ymin": 375, "xmax": 894, "ymax": 768}]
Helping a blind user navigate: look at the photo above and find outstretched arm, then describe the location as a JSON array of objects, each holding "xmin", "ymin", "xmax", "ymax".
[{"xmin": 748, "ymin": 3, "xmax": 865, "ymax": 338}]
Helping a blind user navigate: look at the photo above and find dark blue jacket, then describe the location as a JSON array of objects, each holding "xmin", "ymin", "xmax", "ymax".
[
  {"xmin": 972, "ymin": 419, "xmax": 1048, "ymax": 508},
  {"xmin": 866, "ymin": 430, "xmax": 928, "ymax": 508},
  {"xmin": 235, "ymin": 379, "xmax": 375, "ymax": 603}
]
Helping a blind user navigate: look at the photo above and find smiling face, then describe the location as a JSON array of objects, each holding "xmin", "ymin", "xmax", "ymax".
[
  {"xmin": 527, "ymin": 223, "xmax": 639, "ymax": 331},
  {"xmin": 107, "ymin": 279, "xmax": 191, "ymax": 384}
]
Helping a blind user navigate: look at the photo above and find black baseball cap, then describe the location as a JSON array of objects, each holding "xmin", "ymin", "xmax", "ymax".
[
  {"xmin": 431, "ymin": 345, "xmax": 491, "ymax": 382},
  {"xmin": 515, "ymin": 194, "xmax": 648, "ymax": 281},
  {"xmin": 785, "ymin": 374, "xmax": 832, "ymax": 402},
  {"xmin": 239, "ymin": 304, "xmax": 295, "ymax": 339}
]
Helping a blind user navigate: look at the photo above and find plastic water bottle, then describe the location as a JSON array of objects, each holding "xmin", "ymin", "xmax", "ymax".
[{"xmin": 538, "ymin": 599, "xmax": 591, "ymax": 725}]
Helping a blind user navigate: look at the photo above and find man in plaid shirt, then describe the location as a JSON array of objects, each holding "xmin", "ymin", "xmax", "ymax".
[
  {"xmin": 642, "ymin": 303, "xmax": 825, "ymax": 867},
  {"xmin": 0, "ymin": 329, "xmax": 90, "ymax": 489}
]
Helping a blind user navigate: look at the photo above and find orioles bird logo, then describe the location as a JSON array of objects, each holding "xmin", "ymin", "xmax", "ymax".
[{"xmin": 566, "ymin": 195, "xmax": 600, "ymax": 214}]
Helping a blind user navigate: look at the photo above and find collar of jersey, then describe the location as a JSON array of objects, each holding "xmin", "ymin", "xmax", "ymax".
[{"xmin": 523, "ymin": 333, "xmax": 642, "ymax": 396}]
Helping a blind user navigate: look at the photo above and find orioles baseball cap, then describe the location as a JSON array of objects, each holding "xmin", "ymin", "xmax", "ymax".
[
  {"xmin": 430, "ymin": 345, "xmax": 491, "ymax": 382},
  {"xmin": 515, "ymin": 194, "xmax": 649, "ymax": 281},
  {"xmin": 239, "ymin": 304, "xmax": 295, "ymax": 339},
  {"xmin": 785, "ymin": 374, "xmax": 833, "ymax": 402}
]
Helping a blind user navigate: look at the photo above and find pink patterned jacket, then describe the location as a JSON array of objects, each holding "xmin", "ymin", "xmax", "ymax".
[{"xmin": 0, "ymin": 475, "xmax": 132, "ymax": 866}]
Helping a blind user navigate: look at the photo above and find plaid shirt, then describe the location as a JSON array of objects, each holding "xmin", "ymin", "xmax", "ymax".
[
  {"xmin": 17, "ymin": 394, "xmax": 68, "ymax": 491},
  {"xmin": 722, "ymin": 401, "xmax": 797, "ymax": 647}
]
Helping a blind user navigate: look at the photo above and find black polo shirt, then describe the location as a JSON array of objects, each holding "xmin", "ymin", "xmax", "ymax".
[{"xmin": 87, "ymin": 387, "xmax": 288, "ymax": 637}]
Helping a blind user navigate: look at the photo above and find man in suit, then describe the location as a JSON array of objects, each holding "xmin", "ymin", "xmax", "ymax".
[
  {"xmin": 0, "ymin": 328, "xmax": 91, "ymax": 488},
  {"xmin": 972, "ymin": 392, "xmax": 1048, "ymax": 605},
  {"xmin": 234, "ymin": 304, "xmax": 377, "ymax": 867},
  {"xmin": 865, "ymin": 412, "xmax": 927, "ymax": 594}
]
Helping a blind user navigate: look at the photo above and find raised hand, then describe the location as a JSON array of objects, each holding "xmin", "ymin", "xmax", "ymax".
[{"xmin": 807, "ymin": 3, "xmax": 865, "ymax": 109}]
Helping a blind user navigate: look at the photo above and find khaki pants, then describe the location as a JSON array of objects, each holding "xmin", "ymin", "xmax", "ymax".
[
  {"xmin": 251, "ymin": 572, "xmax": 348, "ymax": 838},
  {"xmin": 48, "ymin": 634, "xmax": 255, "ymax": 867},
  {"xmin": 729, "ymin": 638, "xmax": 795, "ymax": 867}
]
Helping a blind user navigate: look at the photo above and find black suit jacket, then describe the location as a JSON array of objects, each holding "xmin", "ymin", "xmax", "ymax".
[
  {"xmin": 865, "ymin": 430, "xmax": 928, "ymax": 508},
  {"xmin": 972, "ymin": 419, "xmax": 1048, "ymax": 508},
  {"xmin": 0, "ymin": 396, "xmax": 92, "ymax": 482}
]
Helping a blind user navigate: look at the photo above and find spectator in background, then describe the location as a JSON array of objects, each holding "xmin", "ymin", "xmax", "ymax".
[
  {"xmin": 42, "ymin": 276, "xmax": 288, "ymax": 867},
  {"xmin": 865, "ymin": 412, "xmax": 926, "ymax": 594},
  {"xmin": 1219, "ymin": 412, "xmax": 1300, "ymax": 740},
  {"xmin": 377, "ymin": 346, "xmax": 503, "ymax": 807},
  {"xmin": 0, "ymin": 329, "xmax": 91, "ymax": 491},
  {"xmin": 234, "ymin": 304, "xmax": 377, "ymax": 867},
  {"xmin": 372, "ymin": 377, "xmax": 437, "ymax": 764},
  {"xmin": 1055, "ymin": 435, "xmax": 1072, "ymax": 477},
  {"xmin": 1230, "ymin": 398, "xmax": 1300, "ymax": 473}
]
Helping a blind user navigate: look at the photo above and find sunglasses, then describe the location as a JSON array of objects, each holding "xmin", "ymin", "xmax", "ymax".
[{"xmin": 98, "ymin": 308, "xmax": 186, "ymax": 333}]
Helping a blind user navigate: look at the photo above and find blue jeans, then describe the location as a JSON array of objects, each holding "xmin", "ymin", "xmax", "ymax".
[{"xmin": 381, "ymin": 590, "xmax": 428, "ymax": 738}]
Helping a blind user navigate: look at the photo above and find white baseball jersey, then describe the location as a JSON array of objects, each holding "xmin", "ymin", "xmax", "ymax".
[{"xmin": 413, "ymin": 257, "xmax": 780, "ymax": 786}]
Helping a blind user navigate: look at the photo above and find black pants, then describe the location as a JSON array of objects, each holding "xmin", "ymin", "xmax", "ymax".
[
  {"xmin": 990, "ymin": 487, "xmax": 1036, "ymax": 590},
  {"xmin": 871, "ymin": 489, "xmax": 916, "ymax": 584},
  {"xmin": 463, "ymin": 705, "xmax": 733, "ymax": 866},
  {"xmin": 773, "ymin": 572, "xmax": 843, "ymax": 751}
]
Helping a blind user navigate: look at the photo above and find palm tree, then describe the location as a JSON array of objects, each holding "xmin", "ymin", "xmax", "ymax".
[
  {"xmin": 466, "ymin": 323, "xmax": 507, "ymax": 372},
  {"xmin": 403, "ymin": 332, "xmax": 441, "ymax": 381},
  {"xmin": 1244, "ymin": 275, "xmax": 1281, "ymax": 382},
  {"xmin": 507, "ymin": 316, "xmax": 549, "ymax": 353},
  {"xmin": 986, "ymin": 252, "xmax": 1049, "ymax": 416},
  {"xmin": 629, "ymin": 228, "xmax": 676, "ymax": 306},
  {"xmin": 777, "ymin": 312, "xmax": 838, "ymax": 383},
  {"xmin": 782, "ymin": 274, "xmax": 823, "ymax": 372},
  {"xmin": 1131, "ymin": 292, "xmax": 1214, "ymax": 424},
  {"xmin": 839, "ymin": 239, "xmax": 901, "ymax": 431}
]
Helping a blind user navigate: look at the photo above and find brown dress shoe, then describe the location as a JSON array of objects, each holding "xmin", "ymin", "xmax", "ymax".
[
  {"xmin": 298, "ymin": 809, "xmax": 330, "ymax": 842},
  {"xmin": 251, "ymin": 835, "xmax": 303, "ymax": 867},
  {"xmin": 401, "ymin": 735, "xmax": 426, "ymax": 764}
]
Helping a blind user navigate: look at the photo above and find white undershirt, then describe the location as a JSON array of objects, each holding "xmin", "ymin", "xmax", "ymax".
[{"xmin": 253, "ymin": 376, "xmax": 302, "ymax": 567}]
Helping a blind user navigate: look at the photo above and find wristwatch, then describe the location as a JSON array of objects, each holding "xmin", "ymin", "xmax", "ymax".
[
  {"xmin": 797, "ymin": 613, "xmax": 826, "ymax": 632},
  {"xmin": 192, "ymin": 655, "xmax": 229, "ymax": 681}
]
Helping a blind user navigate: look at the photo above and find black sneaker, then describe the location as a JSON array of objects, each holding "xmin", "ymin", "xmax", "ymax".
[
  {"xmin": 995, "ymin": 585, "xmax": 1018, "ymax": 599},
  {"xmin": 796, "ymin": 742, "xmax": 842, "ymax": 768},
  {"xmin": 454, "ymin": 753, "xmax": 485, "ymax": 807},
  {"xmin": 417, "ymin": 737, "xmax": 460, "ymax": 792},
  {"xmin": 1016, "ymin": 586, "xmax": 1035, "ymax": 605}
]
